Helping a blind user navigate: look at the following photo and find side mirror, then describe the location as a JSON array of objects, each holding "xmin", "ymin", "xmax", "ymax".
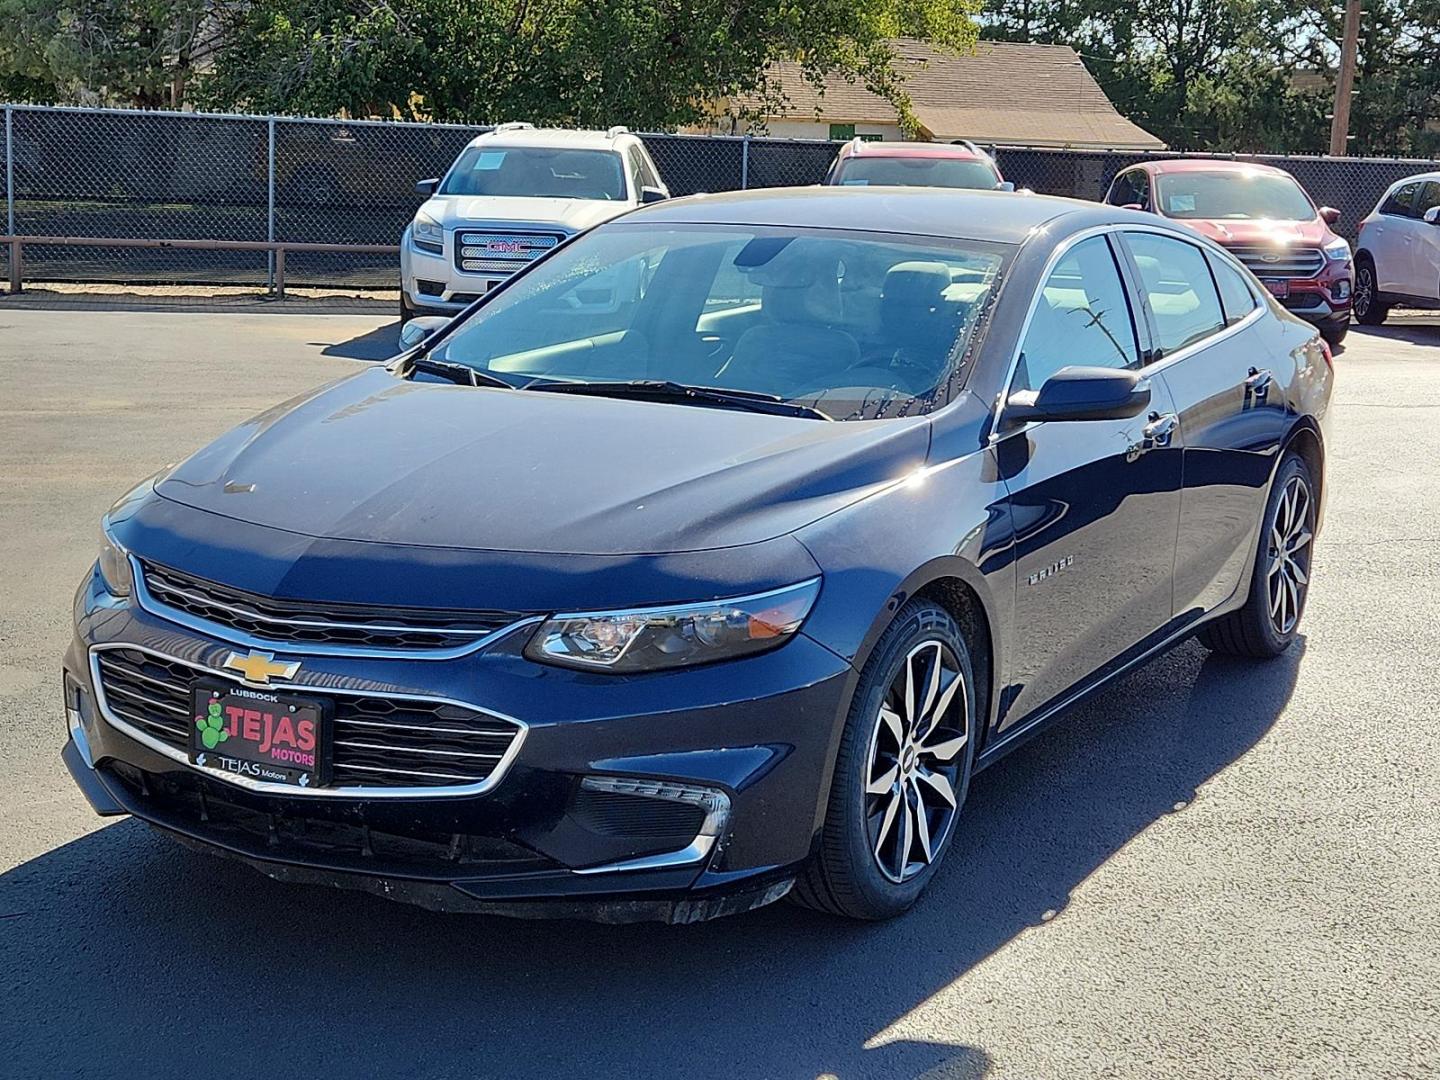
[
  {"xmin": 996, "ymin": 180, "xmax": 1016, "ymax": 192},
  {"xmin": 1005, "ymin": 366, "xmax": 1151, "ymax": 425},
  {"xmin": 1122, "ymin": 202, "xmax": 1148, "ymax": 213},
  {"xmin": 1319, "ymin": 206, "xmax": 1340, "ymax": 225},
  {"xmin": 639, "ymin": 185, "xmax": 669, "ymax": 205},
  {"xmin": 398, "ymin": 315, "xmax": 451, "ymax": 351},
  {"xmin": 1425, "ymin": 206, "xmax": 1440, "ymax": 225},
  {"xmin": 415, "ymin": 178, "xmax": 439, "ymax": 198}
]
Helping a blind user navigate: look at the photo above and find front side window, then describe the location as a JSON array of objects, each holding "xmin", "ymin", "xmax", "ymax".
[
  {"xmin": 1126, "ymin": 233, "xmax": 1226, "ymax": 355},
  {"xmin": 1107, "ymin": 170, "xmax": 1148, "ymax": 209},
  {"xmin": 1157, "ymin": 170, "xmax": 1316, "ymax": 222},
  {"xmin": 1209, "ymin": 251, "xmax": 1260, "ymax": 325},
  {"xmin": 1380, "ymin": 181, "xmax": 1420, "ymax": 217},
  {"xmin": 1416, "ymin": 181, "xmax": 1440, "ymax": 219},
  {"xmin": 431, "ymin": 224, "xmax": 1010, "ymax": 419},
  {"xmin": 833, "ymin": 157, "xmax": 1000, "ymax": 190},
  {"xmin": 1014, "ymin": 235, "xmax": 1139, "ymax": 393},
  {"xmin": 440, "ymin": 147, "xmax": 626, "ymax": 201}
]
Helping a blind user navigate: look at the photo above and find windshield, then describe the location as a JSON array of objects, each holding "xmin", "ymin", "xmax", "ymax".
[
  {"xmin": 439, "ymin": 146, "xmax": 626, "ymax": 200},
  {"xmin": 1157, "ymin": 171, "xmax": 1316, "ymax": 221},
  {"xmin": 834, "ymin": 157, "xmax": 999, "ymax": 190},
  {"xmin": 429, "ymin": 223, "xmax": 1010, "ymax": 420}
]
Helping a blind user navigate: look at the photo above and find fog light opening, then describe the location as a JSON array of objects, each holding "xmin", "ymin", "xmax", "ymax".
[{"xmin": 573, "ymin": 776, "xmax": 732, "ymax": 875}]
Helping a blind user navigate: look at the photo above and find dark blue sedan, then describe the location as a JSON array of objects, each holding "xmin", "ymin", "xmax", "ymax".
[{"xmin": 62, "ymin": 188, "xmax": 1332, "ymax": 922}]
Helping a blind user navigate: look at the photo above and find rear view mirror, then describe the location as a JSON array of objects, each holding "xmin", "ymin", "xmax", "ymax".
[
  {"xmin": 415, "ymin": 178, "xmax": 439, "ymax": 198},
  {"xmin": 398, "ymin": 315, "xmax": 451, "ymax": 351},
  {"xmin": 1425, "ymin": 206, "xmax": 1440, "ymax": 225},
  {"xmin": 1319, "ymin": 206, "xmax": 1340, "ymax": 225},
  {"xmin": 639, "ymin": 185, "xmax": 669, "ymax": 205},
  {"xmin": 1005, "ymin": 366, "xmax": 1151, "ymax": 425}
]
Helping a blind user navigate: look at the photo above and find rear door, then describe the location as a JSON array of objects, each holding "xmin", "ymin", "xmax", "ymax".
[
  {"xmin": 996, "ymin": 233, "xmax": 1183, "ymax": 732},
  {"xmin": 1373, "ymin": 180, "xmax": 1423, "ymax": 293},
  {"xmin": 1120, "ymin": 231, "xmax": 1291, "ymax": 621}
]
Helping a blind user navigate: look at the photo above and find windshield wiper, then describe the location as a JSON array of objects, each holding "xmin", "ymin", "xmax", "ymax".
[
  {"xmin": 521, "ymin": 379, "xmax": 833, "ymax": 420},
  {"xmin": 409, "ymin": 356, "xmax": 514, "ymax": 390}
]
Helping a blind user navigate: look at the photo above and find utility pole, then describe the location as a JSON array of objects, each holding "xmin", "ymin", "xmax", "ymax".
[{"xmin": 1329, "ymin": 0, "xmax": 1362, "ymax": 157}]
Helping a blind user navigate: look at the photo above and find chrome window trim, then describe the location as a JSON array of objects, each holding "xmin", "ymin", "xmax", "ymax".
[
  {"xmin": 88, "ymin": 641, "xmax": 527, "ymax": 800},
  {"xmin": 132, "ymin": 555, "xmax": 540, "ymax": 660},
  {"xmin": 990, "ymin": 222, "xmax": 1267, "ymax": 444}
]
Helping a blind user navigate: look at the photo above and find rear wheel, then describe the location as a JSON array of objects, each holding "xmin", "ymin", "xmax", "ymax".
[
  {"xmin": 1199, "ymin": 453, "xmax": 1316, "ymax": 658},
  {"xmin": 793, "ymin": 600, "xmax": 976, "ymax": 920},
  {"xmin": 1353, "ymin": 258, "xmax": 1389, "ymax": 325}
]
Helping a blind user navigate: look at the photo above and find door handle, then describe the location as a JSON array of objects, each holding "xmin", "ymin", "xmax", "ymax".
[
  {"xmin": 1127, "ymin": 411, "xmax": 1177, "ymax": 461},
  {"xmin": 1245, "ymin": 367, "xmax": 1273, "ymax": 401}
]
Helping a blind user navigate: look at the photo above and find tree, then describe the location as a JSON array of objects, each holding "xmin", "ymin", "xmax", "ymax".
[
  {"xmin": 0, "ymin": 0, "xmax": 219, "ymax": 107},
  {"xmin": 193, "ymin": 0, "xmax": 981, "ymax": 131}
]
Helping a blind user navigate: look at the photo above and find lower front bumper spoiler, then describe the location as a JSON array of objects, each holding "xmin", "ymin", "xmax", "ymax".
[{"xmin": 62, "ymin": 739, "xmax": 126, "ymax": 816}]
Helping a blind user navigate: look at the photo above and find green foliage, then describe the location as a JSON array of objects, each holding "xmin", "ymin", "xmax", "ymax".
[
  {"xmin": 0, "ymin": 0, "xmax": 214, "ymax": 106},
  {"xmin": 191, "ymin": 0, "xmax": 980, "ymax": 130}
]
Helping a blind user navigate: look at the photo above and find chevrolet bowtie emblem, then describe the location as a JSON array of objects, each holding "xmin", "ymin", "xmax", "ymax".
[{"xmin": 223, "ymin": 649, "xmax": 300, "ymax": 685}]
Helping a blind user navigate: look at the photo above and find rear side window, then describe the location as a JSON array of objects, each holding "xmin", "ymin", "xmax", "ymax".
[
  {"xmin": 1125, "ymin": 233, "xmax": 1226, "ymax": 355},
  {"xmin": 1380, "ymin": 181, "xmax": 1421, "ymax": 217},
  {"xmin": 1209, "ymin": 252, "xmax": 1259, "ymax": 325},
  {"xmin": 1014, "ymin": 235, "xmax": 1139, "ymax": 392}
]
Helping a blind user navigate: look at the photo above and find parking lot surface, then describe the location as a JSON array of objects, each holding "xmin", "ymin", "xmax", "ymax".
[{"xmin": 1, "ymin": 302, "xmax": 1437, "ymax": 1079}]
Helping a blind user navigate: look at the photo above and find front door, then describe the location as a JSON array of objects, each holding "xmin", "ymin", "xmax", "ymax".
[
  {"xmin": 996, "ymin": 234, "xmax": 1183, "ymax": 732},
  {"xmin": 1407, "ymin": 181, "xmax": 1440, "ymax": 300}
]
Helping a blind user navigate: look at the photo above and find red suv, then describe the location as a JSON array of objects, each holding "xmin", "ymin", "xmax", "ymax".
[
  {"xmin": 1104, "ymin": 160, "xmax": 1352, "ymax": 345},
  {"xmin": 824, "ymin": 139, "xmax": 1014, "ymax": 191}
]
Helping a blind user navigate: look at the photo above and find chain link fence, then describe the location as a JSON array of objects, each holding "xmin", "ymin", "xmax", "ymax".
[{"xmin": 3, "ymin": 102, "xmax": 1439, "ymax": 289}]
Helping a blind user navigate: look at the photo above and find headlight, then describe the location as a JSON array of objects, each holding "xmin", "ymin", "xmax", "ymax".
[
  {"xmin": 525, "ymin": 579, "xmax": 821, "ymax": 673},
  {"xmin": 97, "ymin": 524, "xmax": 134, "ymax": 597},
  {"xmin": 1323, "ymin": 237, "xmax": 1351, "ymax": 263},
  {"xmin": 412, "ymin": 212, "xmax": 443, "ymax": 254}
]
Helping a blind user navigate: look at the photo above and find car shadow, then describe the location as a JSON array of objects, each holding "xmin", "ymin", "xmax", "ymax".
[
  {"xmin": 0, "ymin": 288, "xmax": 394, "ymax": 317},
  {"xmin": 1349, "ymin": 316, "xmax": 1440, "ymax": 349},
  {"xmin": 0, "ymin": 638, "xmax": 1301, "ymax": 1079},
  {"xmin": 318, "ymin": 320, "xmax": 404, "ymax": 361}
]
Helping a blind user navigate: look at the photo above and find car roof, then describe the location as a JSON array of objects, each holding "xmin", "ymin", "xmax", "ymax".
[
  {"xmin": 843, "ymin": 141, "xmax": 986, "ymax": 161},
  {"xmin": 1134, "ymin": 158, "xmax": 1294, "ymax": 178},
  {"xmin": 621, "ymin": 186, "xmax": 1157, "ymax": 245},
  {"xmin": 467, "ymin": 126, "xmax": 636, "ymax": 152}
]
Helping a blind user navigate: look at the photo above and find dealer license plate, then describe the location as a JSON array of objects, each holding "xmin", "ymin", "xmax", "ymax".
[{"xmin": 190, "ymin": 681, "xmax": 328, "ymax": 789}]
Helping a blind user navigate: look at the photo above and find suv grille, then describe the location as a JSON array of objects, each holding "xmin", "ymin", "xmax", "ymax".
[
  {"xmin": 139, "ymin": 560, "xmax": 524, "ymax": 651},
  {"xmin": 95, "ymin": 647, "xmax": 522, "ymax": 790},
  {"xmin": 1228, "ymin": 245, "xmax": 1325, "ymax": 278},
  {"xmin": 454, "ymin": 230, "xmax": 562, "ymax": 275}
]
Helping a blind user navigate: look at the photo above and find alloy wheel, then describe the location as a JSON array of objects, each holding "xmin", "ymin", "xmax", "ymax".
[
  {"xmin": 864, "ymin": 639, "xmax": 968, "ymax": 884},
  {"xmin": 1267, "ymin": 475, "xmax": 1313, "ymax": 635},
  {"xmin": 1354, "ymin": 265, "xmax": 1374, "ymax": 320}
]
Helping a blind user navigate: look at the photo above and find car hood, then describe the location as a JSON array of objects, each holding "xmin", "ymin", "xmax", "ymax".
[
  {"xmin": 420, "ymin": 195, "xmax": 627, "ymax": 233},
  {"xmin": 156, "ymin": 368, "xmax": 931, "ymax": 556},
  {"xmin": 1176, "ymin": 216, "xmax": 1332, "ymax": 247}
]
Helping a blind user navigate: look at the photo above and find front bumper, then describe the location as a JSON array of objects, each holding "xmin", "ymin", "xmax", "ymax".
[{"xmin": 63, "ymin": 569, "xmax": 853, "ymax": 922}]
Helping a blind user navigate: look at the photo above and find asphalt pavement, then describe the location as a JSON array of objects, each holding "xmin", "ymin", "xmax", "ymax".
[{"xmin": 0, "ymin": 300, "xmax": 1436, "ymax": 1079}]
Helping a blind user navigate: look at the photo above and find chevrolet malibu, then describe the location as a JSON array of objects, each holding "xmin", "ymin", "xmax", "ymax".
[{"xmin": 63, "ymin": 188, "xmax": 1332, "ymax": 923}]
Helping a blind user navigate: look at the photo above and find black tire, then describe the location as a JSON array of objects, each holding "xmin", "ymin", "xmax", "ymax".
[
  {"xmin": 399, "ymin": 292, "xmax": 417, "ymax": 324},
  {"xmin": 792, "ymin": 599, "xmax": 977, "ymax": 920},
  {"xmin": 1353, "ymin": 258, "xmax": 1389, "ymax": 325},
  {"xmin": 1198, "ymin": 453, "xmax": 1316, "ymax": 659},
  {"xmin": 1319, "ymin": 319, "xmax": 1348, "ymax": 348}
]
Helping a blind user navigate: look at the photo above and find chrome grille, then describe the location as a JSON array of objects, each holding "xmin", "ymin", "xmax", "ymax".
[
  {"xmin": 94, "ymin": 647, "xmax": 523, "ymax": 791},
  {"xmin": 453, "ymin": 230, "xmax": 562, "ymax": 275},
  {"xmin": 139, "ymin": 560, "xmax": 525, "ymax": 652},
  {"xmin": 1228, "ymin": 245, "xmax": 1325, "ymax": 278}
]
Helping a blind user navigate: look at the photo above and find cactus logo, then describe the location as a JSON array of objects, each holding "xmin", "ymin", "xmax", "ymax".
[{"xmin": 196, "ymin": 693, "xmax": 230, "ymax": 750}]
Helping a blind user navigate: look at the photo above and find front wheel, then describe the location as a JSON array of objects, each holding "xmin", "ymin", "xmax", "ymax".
[
  {"xmin": 1353, "ymin": 259, "xmax": 1389, "ymax": 325},
  {"xmin": 1198, "ymin": 452, "xmax": 1316, "ymax": 658},
  {"xmin": 1320, "ymin": 319, "xmax": 1348, "ymax": 347},
  {"xmin": 792, "ymin": 600, "xmax": 977, "ymax": 920}
]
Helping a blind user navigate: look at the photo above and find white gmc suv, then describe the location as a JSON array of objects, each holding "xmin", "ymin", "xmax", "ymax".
[{"xmin": 400, "ymin": 123, "xmax": 669, "ymax": 321}]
